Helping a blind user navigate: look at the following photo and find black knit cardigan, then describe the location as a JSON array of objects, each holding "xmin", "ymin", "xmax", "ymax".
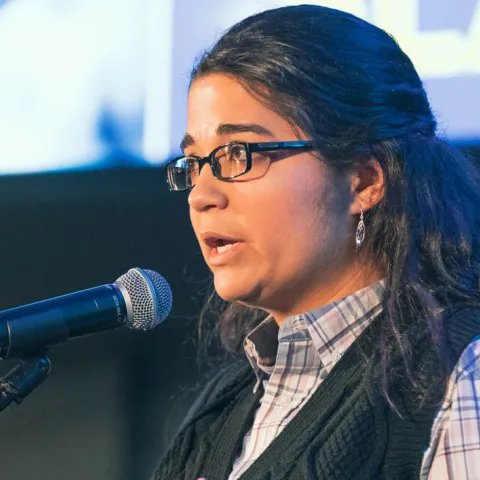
[{"xmin": 154, "ymin": 307, "xmax": 480, "ymax": 480}]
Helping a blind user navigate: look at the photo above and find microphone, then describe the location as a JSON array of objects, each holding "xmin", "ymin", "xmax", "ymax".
[{"xmin": 0, "ymin": 268, "xmax": 172, "ymax": 359}]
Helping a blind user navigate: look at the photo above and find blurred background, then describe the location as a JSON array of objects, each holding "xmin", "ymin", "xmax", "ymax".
[{"xmin": 0, "ymin": 0, "xmax": 479, "ymax": 479}]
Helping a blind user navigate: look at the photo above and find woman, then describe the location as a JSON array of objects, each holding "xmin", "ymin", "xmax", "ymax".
[{"xmin": 156, "ymin": 5, "xmax": 480, "ymax": 479}]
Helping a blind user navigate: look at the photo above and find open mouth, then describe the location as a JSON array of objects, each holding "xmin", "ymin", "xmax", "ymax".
[
  {"xmin": 203, "ymin": 235, "xmax": 241, "ymax": 257},
  {"xmin": 214, "ymin": 239, "xmax": 237, "ymax": 254}
]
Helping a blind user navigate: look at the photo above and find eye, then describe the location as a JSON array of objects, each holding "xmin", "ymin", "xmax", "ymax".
[
  {"xmin": 213, "ymin": 144, "xmax": 247, "ymax": 177},
  {"xmin": 227, "ymin": 144, "xmax": 247, "ymax": 162},
  {"xmin": 186, "ymin": 156, "xmax": 199, "ymax": 170}
]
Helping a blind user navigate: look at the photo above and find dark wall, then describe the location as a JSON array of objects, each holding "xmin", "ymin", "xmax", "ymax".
[{"xmin": 0, "ymin": 167, "xmax": 209, "ymax": 480}]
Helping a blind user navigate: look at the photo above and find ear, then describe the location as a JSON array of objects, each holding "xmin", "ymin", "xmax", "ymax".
[{"xmin": 348, "ymin": 159, "xmax": 385, "ymax": 215}]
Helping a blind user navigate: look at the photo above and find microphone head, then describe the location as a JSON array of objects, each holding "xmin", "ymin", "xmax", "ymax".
[{"xmin": 115, "ymin": 268, "xmax": 172, "ymax": 330}]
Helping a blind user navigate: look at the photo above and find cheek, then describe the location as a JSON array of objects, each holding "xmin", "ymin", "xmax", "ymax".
[
  {"xmin": 247, "ymin": 175, "xmax": 349, "ymax": 267},
  {"xmin": 247, "ymin": 190, "xmax": 323, "ymax": 258}
]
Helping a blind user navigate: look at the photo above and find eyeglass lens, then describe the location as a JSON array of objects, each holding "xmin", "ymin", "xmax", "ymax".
[{"xmin": 168, "ymin": 143, "xmax": 248, "ymax": 190}]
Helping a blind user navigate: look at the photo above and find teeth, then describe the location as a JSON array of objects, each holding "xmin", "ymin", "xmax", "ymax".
[{"xmin": 217, "ymin": 243, "xmax": 235, "ymax": 254}]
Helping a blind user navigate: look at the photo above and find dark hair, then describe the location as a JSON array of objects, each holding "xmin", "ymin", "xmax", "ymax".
[{"xmin": 192, "ymin": 5, "xmax": 480, "ymax": 402}]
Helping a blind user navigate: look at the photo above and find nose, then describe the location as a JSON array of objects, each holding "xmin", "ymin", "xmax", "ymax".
[{"xmin": 188, "ymin": 163, "xmax": 228, "ymax": 212}]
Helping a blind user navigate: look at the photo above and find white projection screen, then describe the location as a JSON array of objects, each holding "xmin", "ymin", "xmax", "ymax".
[{"xmin": 0, "ymin": 0, "xmax": 478, "ymax": 174}]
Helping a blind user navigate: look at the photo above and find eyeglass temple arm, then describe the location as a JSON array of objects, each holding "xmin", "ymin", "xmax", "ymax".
[{"xmin": 248, "ymin": 141, "xmax": 313, "ymax": 153}]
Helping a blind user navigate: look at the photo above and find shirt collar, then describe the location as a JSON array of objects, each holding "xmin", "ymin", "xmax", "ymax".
[{"xmin": 243, "ymin": 280, "xmax": 386, "ymax": 383}]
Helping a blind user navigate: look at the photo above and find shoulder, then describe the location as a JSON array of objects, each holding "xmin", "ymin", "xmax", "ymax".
[
  {"xmin": 451, "ymin": 335, "xmax": 480, "ymax": 382},
  {"xmin": 444, "ymin": 334, "xmax": 480, "ymax": 424},
  {"xmin": 199, "ymin": 358, "xmax": 252, "ymax": 402},
  {"xmin": 444, "ymin": 306, "xmax": 480, "ymax": 367},
  {"xmin": 180, "ymin": 357, "xmax": 253, "ymax": 429}
]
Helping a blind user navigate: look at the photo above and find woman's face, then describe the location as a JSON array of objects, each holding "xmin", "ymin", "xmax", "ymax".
[{"xmin": 186, "ymin": 74, "xmax": 357, "ymax": 320}]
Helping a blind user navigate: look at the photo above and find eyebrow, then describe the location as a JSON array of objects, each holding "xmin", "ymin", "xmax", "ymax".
[{"xmin": 180, "ymin": 123, "xmax": 273, "ymax": 151}]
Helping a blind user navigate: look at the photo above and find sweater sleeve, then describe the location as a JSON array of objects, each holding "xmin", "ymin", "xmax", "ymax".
[{"xmin": 422, "ymin": 336, "xmax": 480, "ymax": 479}]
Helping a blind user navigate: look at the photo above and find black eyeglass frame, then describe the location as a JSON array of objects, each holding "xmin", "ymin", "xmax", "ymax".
[{"xmin": 165, "ymin": 140, "xmax": 314, "ymax": 191}]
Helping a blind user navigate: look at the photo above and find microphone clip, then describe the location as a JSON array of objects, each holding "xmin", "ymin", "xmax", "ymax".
[{"xmin": 0, "ymin": 352, "xmax": 52, "ymax": 412}]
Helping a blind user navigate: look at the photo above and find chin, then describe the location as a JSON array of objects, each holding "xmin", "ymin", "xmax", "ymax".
[{"xmin": 213, "ymin": 272, "xmax": 261, "ymax": 305}]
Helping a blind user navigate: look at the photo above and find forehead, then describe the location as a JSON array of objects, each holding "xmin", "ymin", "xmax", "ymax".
[{"xmin": 186, "ymin": 74, "xmax": 298, "ymax": 141}]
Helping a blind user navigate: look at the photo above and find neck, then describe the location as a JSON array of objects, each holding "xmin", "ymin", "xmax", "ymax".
[{"xmin": 268, "ymin": 259, "xmax": 384, "ymax": 326}]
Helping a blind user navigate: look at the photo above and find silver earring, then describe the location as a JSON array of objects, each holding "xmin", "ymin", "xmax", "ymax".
[{"xmin": 356, "ymin": 208, "xmax": 365, "ymax": 253}]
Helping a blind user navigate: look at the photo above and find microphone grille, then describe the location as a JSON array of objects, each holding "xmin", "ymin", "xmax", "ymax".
[{"xmin": 115, "ymin": 268, "xmax": 172, "ymax": 330}]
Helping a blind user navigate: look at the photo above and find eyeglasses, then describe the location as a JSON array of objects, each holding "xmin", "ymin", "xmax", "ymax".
[{"xmin": 165, "ymin": 141, "xmax": 314, "ymax": 192}]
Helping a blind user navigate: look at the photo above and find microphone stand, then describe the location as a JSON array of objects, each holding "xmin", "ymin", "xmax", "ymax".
[{"xmin": 0, "ymin": 353, "xmax": 52, "ymax": 412}]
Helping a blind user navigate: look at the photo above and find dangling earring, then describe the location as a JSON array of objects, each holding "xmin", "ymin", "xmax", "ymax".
[{"xmin": 356, "ymin": 208, "xmax": 365, "ymax": 253}]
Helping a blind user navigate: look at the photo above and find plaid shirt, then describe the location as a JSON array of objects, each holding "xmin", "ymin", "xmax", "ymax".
[
  {"xmin": 421, "ymin": 336, "xmax": 480, "ymax": 478},
  {"xmin": 226, "ymin": 282, "xmax": 480, "ymax": 480}
]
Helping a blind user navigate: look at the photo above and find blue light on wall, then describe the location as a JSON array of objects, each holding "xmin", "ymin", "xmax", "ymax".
[{"xmin": 0, "ymin": 0, "xmax": 478, "ymax": 175}]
